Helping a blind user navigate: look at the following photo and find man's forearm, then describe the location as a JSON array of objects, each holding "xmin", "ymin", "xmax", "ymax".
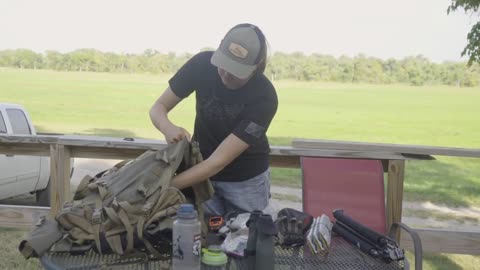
[
  {"xmin": 171, "ymin": 159, "xmax": 223, "ymax": 189},
  {"xmin": 149, "ymin": 104, "xmax": 173, "ymax": 133}
]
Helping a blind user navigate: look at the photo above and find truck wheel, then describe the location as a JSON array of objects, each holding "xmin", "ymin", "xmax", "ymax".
[{"xmin": 36, "ymin": 180, "xmax": 50, "ymax": 206}]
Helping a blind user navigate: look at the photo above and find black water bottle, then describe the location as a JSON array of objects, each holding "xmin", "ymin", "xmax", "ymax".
[
  {"xmin": 245, "ymin": 210, "xmax": 262, "ymax": 270},
  {"xmin": 255, "ymin": 214, "xmax": 277, "ymax": 270}
]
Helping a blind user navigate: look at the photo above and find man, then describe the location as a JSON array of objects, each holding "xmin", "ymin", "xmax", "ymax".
[{"xmin": 149, "ymin": 23, "xmax": 278, "ymax": 215}]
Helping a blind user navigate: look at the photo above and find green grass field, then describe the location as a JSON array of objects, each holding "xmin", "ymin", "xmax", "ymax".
[
  {"xmin": 1, "ymin": 68, "xmax": 480, "ymax": 269},
  {"xmin": 2, "ymin": 68, "xmax": 479, "ymax": 147},
  {"xmin": 1, "ymin": 68, "xmax": 479, "ymax": 207}
]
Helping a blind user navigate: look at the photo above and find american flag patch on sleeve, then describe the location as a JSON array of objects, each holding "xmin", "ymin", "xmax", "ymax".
[{"xmin": 244, "ymin": 122, "xmax": 265, "ymax": 138}]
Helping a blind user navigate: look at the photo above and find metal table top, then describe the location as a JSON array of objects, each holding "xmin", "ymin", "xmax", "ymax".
[{"xmin": 41, "ymin": 236, "xmax": 405, "ymax": 270}]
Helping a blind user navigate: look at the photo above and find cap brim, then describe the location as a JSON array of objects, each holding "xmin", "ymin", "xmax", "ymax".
[{"xmin": 211, "ymin": 50, "xmax": 256, "ymax": 80}]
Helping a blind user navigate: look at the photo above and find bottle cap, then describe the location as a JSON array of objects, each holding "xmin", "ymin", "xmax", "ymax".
[
  {"xmin": 177, "ymin": 204, "xmax": 198, "ymax": 219},
  {"xmin": 247, "ymin": 210, "xmax": 263, "ymax": 227},
  {"xmin": 202, "ymin": 246, "xmax": 227, "ymax": 266}
]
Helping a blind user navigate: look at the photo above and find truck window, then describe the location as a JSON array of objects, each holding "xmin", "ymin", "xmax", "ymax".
[
  {"xmin": 0, "ymin": 112, "xmax": 6, "ymax": 133},
  {"xmin": 6, "ymin": 109, "xmax": 32, "ymax": 135}
]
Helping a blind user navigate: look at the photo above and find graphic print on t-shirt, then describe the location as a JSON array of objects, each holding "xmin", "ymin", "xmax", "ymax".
[{"xmin": 197, "ymin": 94, "xmax": 244, "ymax": 121}]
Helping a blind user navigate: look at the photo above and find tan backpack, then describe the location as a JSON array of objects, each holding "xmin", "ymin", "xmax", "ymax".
[{"xmin": 20, "ymin": 139, "xmax": 213, "ymax": 258}]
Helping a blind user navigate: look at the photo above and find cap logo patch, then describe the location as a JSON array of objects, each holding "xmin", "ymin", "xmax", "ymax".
[{"xmin": 228, "ymin": 43, "xmax": 248, "ymax": 59}]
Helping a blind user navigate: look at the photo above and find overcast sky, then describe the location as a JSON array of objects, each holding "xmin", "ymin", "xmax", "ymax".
[{"xmin": 0, "ymin": 0, "xmax": 475, "ymax": 62}]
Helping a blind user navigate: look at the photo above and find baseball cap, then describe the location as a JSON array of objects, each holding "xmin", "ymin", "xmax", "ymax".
[{"xmin": 211, "ymin": 24, "xmax": 264, "ymax": 79}]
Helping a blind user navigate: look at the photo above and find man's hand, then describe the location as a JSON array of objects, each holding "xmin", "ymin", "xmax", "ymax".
[
  {"xmin": 149, "ymin": 87, "xmax": 189, "ymax": 144},
  {"xmin": 164, "ymin": 124, "xmax": 191, "ymax": 144}
]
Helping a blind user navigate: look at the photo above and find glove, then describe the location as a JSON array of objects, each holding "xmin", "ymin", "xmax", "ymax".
[
  {"xmin": 275, "ymin": 216, "xmax": 304, "ymax": 246},
  {"xmin": 274, "ymin": 208, "xmax": 313, "ymax": 247}
]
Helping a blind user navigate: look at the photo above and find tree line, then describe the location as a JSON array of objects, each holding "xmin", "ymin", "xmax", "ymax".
[{"xmin": 1, "ymin": 48, "xmax": 479, "ymax": 87}]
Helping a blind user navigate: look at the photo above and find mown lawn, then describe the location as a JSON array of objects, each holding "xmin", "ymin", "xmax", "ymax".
[
  {"xmin": 1, "ymin": 68, "xmax": 479, "ymax": 269},
  {"xmin": 1, "ymin": 68, "xmax": 479, "ymax": 206}
]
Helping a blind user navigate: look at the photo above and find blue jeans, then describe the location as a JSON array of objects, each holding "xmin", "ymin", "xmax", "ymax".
[{"xmin": 203, "ymin": 169, "xmax": 271, "ymax": 216}]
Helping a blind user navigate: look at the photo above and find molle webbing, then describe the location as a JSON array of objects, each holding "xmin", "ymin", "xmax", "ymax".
[{"xmin": 19, "ymin": 139, "xmax": 213, "ymax": 258}]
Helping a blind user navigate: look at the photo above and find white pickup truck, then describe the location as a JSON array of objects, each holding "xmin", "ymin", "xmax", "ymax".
[{"xmin": 0, "ymin": 103, "xmax": 68, "ymax": 206}]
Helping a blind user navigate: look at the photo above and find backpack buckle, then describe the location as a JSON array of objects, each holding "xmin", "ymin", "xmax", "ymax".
[
  {"xmin": 156, "ymin": 151, "xmax": 170, "ymax": 163},
  {"xmin": 63, "ymin": 201, "xmax": 73, "ymax": 209},
  {"xmin": 91, "ymin": 208, "xmax": 103, "ymax": 224},
  {"xmin": 142, "ymin": 202, "xmax": 152, "ymax": 215},
  {"xmin": 112, "ymin": 197, "xmax": 119, "ymax": 209},
  {"xmin": 97, "ymin": 180, "xmax": 107, "ymax": 187},
  {"xmin": 35, "ymin": 216, "xmax": 46, "ymax": 227}
]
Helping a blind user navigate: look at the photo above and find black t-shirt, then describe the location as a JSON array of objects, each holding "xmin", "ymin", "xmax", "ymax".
[{"xmin": 169, "ymin": 51, "xmax": 278, "ymax": 182}]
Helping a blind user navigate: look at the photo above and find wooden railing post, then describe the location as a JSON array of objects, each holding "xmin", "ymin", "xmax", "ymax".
[
  {"xmin": 386, "ymin": 159, "xmax": 405, "ymax": 241},
  {"xmin": 49, "ymin": 144, "xmax": 72, "ymax": 216}
]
